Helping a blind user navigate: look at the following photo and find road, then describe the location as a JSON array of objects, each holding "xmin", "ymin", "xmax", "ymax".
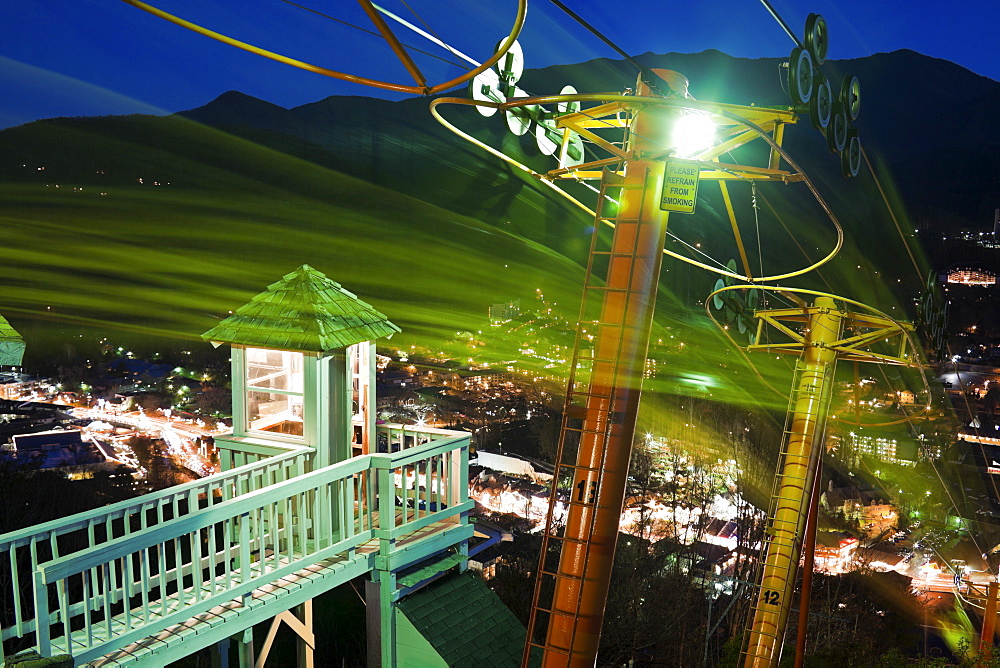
[{"xmin": 73, "ymin": 406, "xmax": 219, "ymax": 477}]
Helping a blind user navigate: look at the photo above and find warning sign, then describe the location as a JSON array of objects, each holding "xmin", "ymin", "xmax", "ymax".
[{"xmin": 660, "ymin": 159, "xmax": 700, "ymax": 214}]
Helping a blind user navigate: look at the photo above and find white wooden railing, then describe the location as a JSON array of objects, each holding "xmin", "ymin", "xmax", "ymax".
[
  {"xmin": 374, "ymin": 422, "xmax": 466, "ymax": 453},
  {"xmin": 0, "ymin": 446, "xmax": 313, "ymax": 646},
  {"xmin": 7, "ymin": 433, "xmax": 470, "ymax": 664},
  {"xmin": 215, "ymin": 437, "xmax": 312, "ymax": 472},
  {"xmin": 214, "ymin": 421, "xmax": 457, "ymax": 468}
]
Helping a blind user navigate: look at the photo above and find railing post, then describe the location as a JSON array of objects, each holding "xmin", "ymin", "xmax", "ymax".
[
  {"xmin": 456, "ymin": 441, "xmax": 470, "ymax": 571},
  {"xmin": 981, "ymin": 581, "xmax": 999, "ymax": 659},
  {"xmin": 330, "ymin": 474, "xmax": 343, "ymax": 547},
  {"xmin": 379, "ymin": 569, "xmax": 396, "ymax": 668},
  {"xmin": 239, "ymin": 513, "xmax": 252, "ymax": 587},
  {"xmin": 32, "ymin": 570, "xmax": 50, "ymax": 657},
  {"xmin": 10, "ymin": 544, "xmax": 24, "ymax": 637},
  {"xmin": 377, "ymin": 464, "xmax": 395, "ymax": 539},
  {"xmin": 450, "ymin": 442, "xmax": 469, "ymax": 508}
]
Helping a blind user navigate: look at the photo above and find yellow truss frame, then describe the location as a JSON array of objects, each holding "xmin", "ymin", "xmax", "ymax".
[
  {"xmin": 748, "ymin": 305, "xmax": 915, "ymax": 365},
  {"xmin": 547, "ymin": 96, "xmax": 799, "ymax": 183}
]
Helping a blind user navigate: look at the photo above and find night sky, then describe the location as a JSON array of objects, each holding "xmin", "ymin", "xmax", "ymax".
[{"xmin": 2, "ymin": 0, "xmax": 998, "ymax": 130}]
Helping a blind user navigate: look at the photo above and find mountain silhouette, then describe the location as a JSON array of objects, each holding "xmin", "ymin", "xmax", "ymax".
[
  {"xmin": 0, "ymin": 48, "xmax": 996, "ymax": 345},
  {"xmin": 4, "ymin": 49, "xmax": 996, "ymax": 232}
]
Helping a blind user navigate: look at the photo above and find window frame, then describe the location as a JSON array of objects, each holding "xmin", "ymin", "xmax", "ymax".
[{"xmin": 239, "ymin": 346, "xmax": 308, "ymax": 442}]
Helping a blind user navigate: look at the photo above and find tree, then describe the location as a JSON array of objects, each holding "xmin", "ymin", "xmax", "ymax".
[
  {"xmin": 526, "ymin": 407, "xmax": 560, "ymax": 463},
  {"xmin": 134, "ymin": 393, "xmax": 169, "ymax": 412},
  {"xmin": 191, "ymin": 385, "xmax": 231, "ymax": 416},
  {"xmin": 126, "ymin": 435, "xmax": 157, "ymax": 472},
  {"xmin": 796, "ymin": 570, "xmax": 924, "ymax": 665}
]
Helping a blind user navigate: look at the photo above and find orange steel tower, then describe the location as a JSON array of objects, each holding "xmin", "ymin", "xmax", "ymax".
[
  {"xmin": 505, "ymin": 73, "xmax": 805, "ymax": 667},
  {"xmin": 525, "ymin": 71, "xmax": 677, "ymax": 666}
]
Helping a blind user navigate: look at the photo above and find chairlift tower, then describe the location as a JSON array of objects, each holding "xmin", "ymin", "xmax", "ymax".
[
  {"xmin": 711, "ymin": 293, "xmax": 916, "ymax": 667},
  {"xmin": 441, "ymin": 75, "xmax": 807, "ymax": 666},
  {"xmin": 526, "ymin": 70, "xmax": 677, "ymax": 666}
]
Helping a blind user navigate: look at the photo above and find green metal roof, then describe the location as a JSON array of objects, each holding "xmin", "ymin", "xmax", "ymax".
[
  {"xmin": 201, "ymin": 265, "xmax": 400, "ymax": 353},
  {"xmin": 398, "ymin": 571, "xmax": 530, "ymax": 667},
  {"xmin": 0, "ymin": 315, "xmax": 25, "ymax": 366}
]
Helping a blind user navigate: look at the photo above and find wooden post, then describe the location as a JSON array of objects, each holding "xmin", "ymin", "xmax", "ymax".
[
  {"xmin": 211, "ymin": 637, "xmax": 229, "ymax": 668},
  {"xmin": 236, "ymin": 627, "xmax": 255, "ymax": 668},
  {"xmin": 295, "ymin": 601, "xmax": 315, "ymax": 668},
  {"xmin": 981, "ymin": 582, "xmax": 999, "ymax": 660},
  {"xmin": 366, "ymin": 579, "xmax": 382, "ymax": 667}
]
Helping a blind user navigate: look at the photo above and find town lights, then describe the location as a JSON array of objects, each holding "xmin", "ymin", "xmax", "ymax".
[{"xmin": 670, "ymin": 112, "xmax": 715, "ymax": 157}]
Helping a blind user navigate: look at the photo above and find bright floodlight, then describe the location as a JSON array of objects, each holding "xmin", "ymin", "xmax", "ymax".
[{"xmin": 671, "ymin": 112, "xmax": 716, "ymax": 157}]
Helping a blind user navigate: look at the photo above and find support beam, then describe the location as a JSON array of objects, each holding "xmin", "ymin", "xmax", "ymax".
[
  {"xmin": 356, "ymin": 0, "xmax": 427, "ymax": 91},
  {"xmin": 743, "ymin": 298, "xmax": 842, "ymax": 667},
  {"xmin": 367, "ymin": 573, "xmax": 397, "ymax": 667},
  {"xmin": 212, "ymin": 637, "xmax": 230, "ymax": 668},
  {"xmin": 366, "ymin": 579, "xmax": 382, "ymax": 667},
  {"xmin": 793, "ymin": 461, "xmax": 823, "ymax": 668},
  {"xmin": 296, "ymin": 602, "xmax": 315, "ymax": 668},
  {"xmin": 379, "ymin": 571, "xmax": 396, "ymax": 667},
  {"xmin": 256, "ymin": 601, "xmax": 316, "ymax": 668},
  {"xmin": 237, "ymin": 628, "xmax": 255, "ymax": 668},
  {"xmin": 718, "ymin": 179, "xmax": 753, "ymax": 279}
]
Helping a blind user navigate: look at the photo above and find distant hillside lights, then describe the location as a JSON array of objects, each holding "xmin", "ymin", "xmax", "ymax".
[{"xmin": 947, "ymin": 267, "xmax": 996, "ymax": 286}]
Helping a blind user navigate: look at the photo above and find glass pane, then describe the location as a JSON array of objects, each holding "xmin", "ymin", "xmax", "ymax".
[
  {"xmin": 245, "ymin": 348, "xmax": 303, "ymax": 392},
  {"xmin": 246, "ymin": 389, "xmax": 304, "ymax": 437}
]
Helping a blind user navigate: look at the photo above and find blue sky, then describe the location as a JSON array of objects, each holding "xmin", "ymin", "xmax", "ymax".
[{"xmin": 2, "ymin": 0, "xmax": 997, "ymax": 129}]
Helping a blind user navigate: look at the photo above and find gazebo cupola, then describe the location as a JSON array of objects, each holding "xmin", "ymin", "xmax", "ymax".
[
  {"xmin": 0, "ymin": 314, "xmax": 25, "ymax": 368},
  {"xmin": 202, "ymin": 265, "xmax": 400, "ymax": 469}
]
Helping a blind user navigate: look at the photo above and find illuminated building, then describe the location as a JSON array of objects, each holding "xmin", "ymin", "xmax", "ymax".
[
  {"xmin": 813, "ymin": 533, "xmax": 858, "ymax": 573},
  {"xmin": 847, "ymin": 432, "xmax": 918, "ymax": 465},
  {"xmin": 947, "ymin": 267, "xmax": 996, "ymax": 286},
  {"xmin": 4, "ymin": 429, "xmax": 110, "ymax": 475},
  {"xmin": 847, "ymin": 500, "xmax": 898, "ymax": 535}
]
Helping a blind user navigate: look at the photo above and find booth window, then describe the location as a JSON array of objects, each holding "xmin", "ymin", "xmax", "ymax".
[{"xmin": 245, "ymin": 348, "xmax": 304, "ymax": 437}]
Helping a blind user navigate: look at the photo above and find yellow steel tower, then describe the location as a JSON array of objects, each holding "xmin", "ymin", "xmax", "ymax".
[{"xmin": 733, "ymin": 296, "xmax": 915, "ymax": 667}]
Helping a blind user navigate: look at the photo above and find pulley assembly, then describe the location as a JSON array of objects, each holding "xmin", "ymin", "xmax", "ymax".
[{"xmin": 787, "ymin": 14, "xmax": 863, "ymax": 178}]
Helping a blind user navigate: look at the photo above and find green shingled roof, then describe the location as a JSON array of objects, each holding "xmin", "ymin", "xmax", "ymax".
[
  {"xmin": 0, "ymin": 315, "xmax": 25, "ymax": 366},
  {"xmin": 398, "ymin": 571, "xmax": 530, "ymax": 667},
  {"xmin": 201, "ymin": 265, "xmax": 400, "ymax": 353}
]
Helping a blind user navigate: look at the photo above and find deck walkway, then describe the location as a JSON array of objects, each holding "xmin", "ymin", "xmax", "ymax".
[{"xmin": 2, "ymin": 427, "xmax": 471, "ymax": 667}]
